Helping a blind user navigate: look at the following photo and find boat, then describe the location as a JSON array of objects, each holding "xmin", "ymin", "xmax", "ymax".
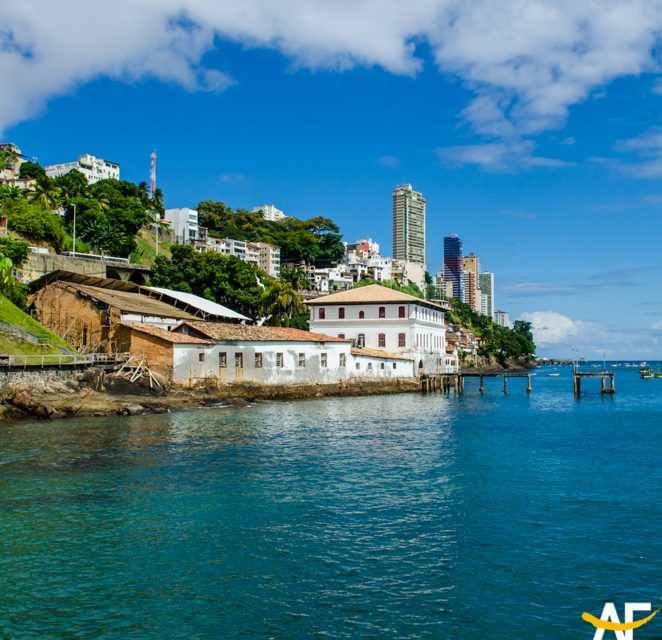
[
  {"xmin": 548, "ymin": 373, "xmax": 561, "ymax": 377},
  {"xmin": 640, "ymin": 367, "xmax": 653, "ymax": 379},
  {"xmin": 655, "ymin": 370, "xmax": 662, "ymax": 379}
]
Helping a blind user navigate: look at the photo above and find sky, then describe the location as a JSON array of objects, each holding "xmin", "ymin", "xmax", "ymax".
[{"xmin": 2, "ymin": 0, "xmax": 662, "ymax": 359}]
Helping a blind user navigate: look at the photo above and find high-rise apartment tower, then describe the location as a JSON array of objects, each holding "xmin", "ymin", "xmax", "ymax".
[
  {"xmin": 392, "ymin": 184, "xmax": 426, "ymax": 265},
  {"xmin": 479, "ymin": 272, "xmax": 495, "ymax": 318},
  {"xmin": 443, "ymin": 234, "xmax": 464, "ymax": 300}
]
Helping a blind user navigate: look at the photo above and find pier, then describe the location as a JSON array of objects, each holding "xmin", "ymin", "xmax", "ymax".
[
  {"xmin": 421, "ymin": 372, "xmax": 533, "ymax": 394},
  {"xmin": 421, "ymin": 368, "xmax": 616, "ymax": 397},
  {"xmin": 572, "ymin": 369, "xmax": 615, "ymax": 397}
]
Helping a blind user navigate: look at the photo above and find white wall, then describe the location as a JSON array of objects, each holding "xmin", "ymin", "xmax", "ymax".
[
  {"xmin": 309, "ymin": 301, "xmax": 455, "ymax": 373},
  {"xmin": 170, "ymin": 340, "xmax": 415, "ymax": 384}
]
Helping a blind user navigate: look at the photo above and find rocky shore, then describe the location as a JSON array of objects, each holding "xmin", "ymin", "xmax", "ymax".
[{"xmin": 0, "ymin": 374, "xmax": 421, "ymax": 423}]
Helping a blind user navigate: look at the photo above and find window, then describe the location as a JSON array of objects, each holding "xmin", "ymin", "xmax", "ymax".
[
  {"xmin": 339, "ymin": 307, "xmax": 345, "ymax": 319},
  {"xmin": 359, "ymin": 310, "xmax": 365, "ymax": 319},
  {"xmin": 276, "ymin": 353, "xmax": 283, "ymax": 368},
  {"xmin": 398, "ymin": 333, "xmax": 406, "ymax": 347},
  {"xmin": 198, "ymin": 353, "xmax": 205, "ymax": 362},
  {"xmin": 367, "ymin": 362, "xmax": 373, "ymax": 370},
  {"xmin": 380, "ymin": 362, "xmax": 385, "ymax": 370},
  {"xmin": 321, "ymin": 353, "xmax": 327, "ymax": 367},
  {"xmin": 235, "ymin": 353, "xmax": 243, "ymax": 368},
  {"xmin": 319, "ymin": 308, "xmax": 325, "ymax": 320},
  {"xmin": 298, "ymin": 353, "xmax": 306, "ymax": 367},
  {"xmin": 393, "ymin": 362, "xmax": 397, "ymax": 369},
  {"xmin": 219, "ymin": 352, "xmax": 227, "ymax": 368},
  {"xmin": 339, "ymin": 353, "xmax": 346, "ymax": 367},
  {"xmin": 355, "ymin": 362, "xmax": 360, "ymax": 370},
  {"xmin": 379, "ymin": 306, "xmax": 385, "ymax": 318},
  {"xmin": 378, "ymin": 333, "xmax": 386, "ymax": 348},
  {"xmin": 398, "ymin": 306, "xmax": 406, "ymax": 318},
  {"xmin": 357, "ymin": 334, "xmax": 365, "ymax": 348},
  {"xmin": 338, "ymin": 333, "xmax": 345, "ymax": 339},
  {"xmin": 255, "ymin": 353, "xmax": 263, "ymax": 368}
]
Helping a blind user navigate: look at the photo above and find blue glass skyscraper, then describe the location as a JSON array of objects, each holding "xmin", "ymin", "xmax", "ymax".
[{"xmin": 443, "ymin": 234, "xmax": 463, "ymax": 300}]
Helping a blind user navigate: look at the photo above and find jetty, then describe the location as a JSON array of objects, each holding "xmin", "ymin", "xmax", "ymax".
[
  {"xmin": 421, "ymin": 371, "xmax": 533, "ymax": 394},
  {"xmin": 572, "ymin": 369, "xmax": 615, "ymax": 397},
  {"xmin": 422, "ymin": 368, "xmax": 616, "ymax": 397}
]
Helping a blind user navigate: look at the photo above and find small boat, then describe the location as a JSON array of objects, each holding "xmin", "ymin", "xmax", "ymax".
[
  {"xmin": 641, "ymin": 367, "xmax": 653, "ymax": 379},
  {"xmin": 655, "ymin": 370, "xmax": 662, "ymax": 379},
  {"xmin": 548, "ymin": 373, "xmax": 561, "ymax": 377}
]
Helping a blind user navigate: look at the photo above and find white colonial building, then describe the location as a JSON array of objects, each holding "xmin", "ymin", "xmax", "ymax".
[{"xmin": 308, "ymin": 284, "xmax": 457, "ymax": 373}]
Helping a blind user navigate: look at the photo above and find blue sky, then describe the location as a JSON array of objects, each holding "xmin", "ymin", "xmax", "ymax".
[{"xmin": 2, "ymin": 1, "xmax": 662, "ymax": 358}]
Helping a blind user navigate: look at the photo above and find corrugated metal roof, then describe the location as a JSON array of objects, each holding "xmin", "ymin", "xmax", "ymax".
[
  {"xmin": 148, "ymin": 287, "xmax": 250, "ymax": 321},
  {"xmin": 59, "ymin": 282, "xmax": 194, "ymax": 319}
]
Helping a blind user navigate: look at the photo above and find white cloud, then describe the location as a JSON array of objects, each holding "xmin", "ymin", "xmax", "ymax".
[
  {"xmin": 519, "ymin": 310, "xmax": 591, "ymax": 345},
  {"xmin": 2, "ymin": 0, "xmax": 662, "ymax": 154},
  {"xmin": 437, "ymin": 139, "xmax": 572, "ymax": 172},
  {"xmin": 652, "ymin": 321, "xmax": 662, "ymax": 330},
  {"xmin": 377, "ymin": 154, "xmax": 400, "ymax": 168}
]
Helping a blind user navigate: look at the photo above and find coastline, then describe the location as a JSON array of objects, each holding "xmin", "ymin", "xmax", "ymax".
[
  {"xmin": 0, "ymin": 358, "xmax": 536, "ymax": 424},
  {"xmin": 0, "ymin": 377, "xmax": 422, "ymax": 423}
]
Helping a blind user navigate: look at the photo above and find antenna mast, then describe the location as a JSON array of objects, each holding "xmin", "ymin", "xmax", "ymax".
[{"xmin": 150, "ymin": 149, "xmax": 159, "ymax": 256}]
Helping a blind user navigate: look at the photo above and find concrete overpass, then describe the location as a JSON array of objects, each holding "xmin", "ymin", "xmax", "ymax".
[{"xmin": 22, "ymin": 252, "xmax": 151, "ymax": 286}]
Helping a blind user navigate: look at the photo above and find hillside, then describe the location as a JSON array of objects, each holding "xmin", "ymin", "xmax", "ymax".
[{"xmin": 0, "ymin": 294, "xmax": 77, "ymax": 358}]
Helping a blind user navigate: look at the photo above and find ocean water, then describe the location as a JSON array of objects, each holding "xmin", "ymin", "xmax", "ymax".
[{"xmin": 1, "ymin": 363, "xmax": 661, "ymax": 639}]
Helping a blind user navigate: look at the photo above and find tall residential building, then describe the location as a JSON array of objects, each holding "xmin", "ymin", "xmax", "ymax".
[
  {"xmin": 494, "ymin": 310, "xmax": 511, "ymax": 328},
  {"xmin": 45, "ymin": 154, "xmax": 120, "ymax": 184},
  {"xmin": 443, "ymin": 234, "xmax": 463, "ymax": 300},
  {"xmin": 252, "ymin": 204, "xmax": 286, "ymax": 221},
  {"xmin": 462, "ymin": 254, "xmax": 482, "ymax": 313},
  {"xmin": 392, "ymin": 184, "xmax": 426, "ymax": 265},
  {"xmin": 479, "ymin": 272, "xmax": 495, "ymax": 318},
  {"xmin": 164, "ymin": 208, "xmax": 199, "ymax": 245}
]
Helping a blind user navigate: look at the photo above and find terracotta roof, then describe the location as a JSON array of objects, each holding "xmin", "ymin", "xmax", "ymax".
[
  {"xmin": 58, "ymin": 282, "xmax": 194, "ymax": 319},
  {"xmin": 351, "ymin": 347, "xmax": 414, "ymax": 361},
  {"xmin": 122, "ymin": 323, "xmax": 214, "ymax": 344},
  {"xmin": 179, "ymin": 320, "xmax": 352, "ymax": 343},
  {"xmin": 307, "ymin": 284, "xmax": 448, "ymax": 310}
]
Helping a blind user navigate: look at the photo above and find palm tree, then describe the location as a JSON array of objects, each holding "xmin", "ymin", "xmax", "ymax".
[
  {"xmin": 260, "ymin": 280, "xmax": 305, "ymax": 327},
  {"xmin": 0, "ymin": 185, "xmax": 24, "ymax": 201},
  {"xmin": 280, "ymin": 266, "xmax": 308, "ymax": 291},
  {"xmin": 29, "ymin": 179, "xmax": 60, "ymax": 211}
]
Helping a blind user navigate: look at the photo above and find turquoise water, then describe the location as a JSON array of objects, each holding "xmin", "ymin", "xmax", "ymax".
[{"xmin": 1, "ymin": 364, "xmax": 661, "ymax": 639}]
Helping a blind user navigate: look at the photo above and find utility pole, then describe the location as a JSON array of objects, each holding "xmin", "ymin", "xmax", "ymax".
[{"xmin": 72, "ymin": 203, "xmax": 77, "ymax": 257}]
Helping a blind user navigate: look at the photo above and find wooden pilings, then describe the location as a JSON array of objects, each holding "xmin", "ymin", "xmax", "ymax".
[
  {"xmin": 573, "ymin": 370, "xmax": 615, "ymax": 397},
  {"xmin": 422, "ymin": 372, "xmax": 532, "ymax": 395}
]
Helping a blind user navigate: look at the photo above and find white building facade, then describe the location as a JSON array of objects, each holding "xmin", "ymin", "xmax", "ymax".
[
  {"xmin": 45, "ymin": 154, "xmax": 120, "ymax": 183},
  {"xmin": 166, "ymin": 321, "xmax": 416, "ymax": 383},
  {"xmin": 308, "ymin": 284, "xmax": 456, "ymax": 374},
  {"xmin": 252, "ymin": 204, "xmax": 286, "ymax": 221},
  {"xmin": 164, "ymin": 208, "xmax": 200, "ymax": 245}
]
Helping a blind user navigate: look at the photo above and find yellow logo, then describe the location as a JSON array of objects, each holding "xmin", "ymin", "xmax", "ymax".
[{"xmin": 582, "ymin": 600, "xmax": 660, "ymax": 640}]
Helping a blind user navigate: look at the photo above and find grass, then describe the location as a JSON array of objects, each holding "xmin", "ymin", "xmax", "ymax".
[
  {"xmin": 131, "ymin": 227, "xmax": 172, "ymax": 266},
  {"xmin": 0, "ymin": 294, "xmax": 77, "ymax": 357}
]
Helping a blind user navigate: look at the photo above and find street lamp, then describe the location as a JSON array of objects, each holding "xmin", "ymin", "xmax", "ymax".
[{"xmin": 72, "ymin": 203, "xmax": 77, "ymax": 257}]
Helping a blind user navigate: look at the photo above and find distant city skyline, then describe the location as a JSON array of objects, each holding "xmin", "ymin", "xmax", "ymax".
[{"xmin": 3, "ymin": 2, "xmax": 662, "ymax": 358}]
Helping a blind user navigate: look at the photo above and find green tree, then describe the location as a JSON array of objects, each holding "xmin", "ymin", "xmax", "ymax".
[
  {"xmin": 259, "ymin": 280, "xmax": 305, "ymax": 327},
  {"xmin": 18, "ymin": 161, "xmax": 46, "ymax": 181},
  {"xmin": 3, "ymin": 198, "xmax": 66, "ymax": 250},
  {"xmin": 280, "ymin": 266, "xmax": 308, "ymax": 291},
  {"xmin": 0, "ymin": 238, "xmax": 29, "ymax": 266},
  {"xmin": 29, "ymin": 178, "xmax": 60, "ymax": 211},
  {"xmin": 151, "ymin": 245, "xmax": 264, "ymax": 318}
]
